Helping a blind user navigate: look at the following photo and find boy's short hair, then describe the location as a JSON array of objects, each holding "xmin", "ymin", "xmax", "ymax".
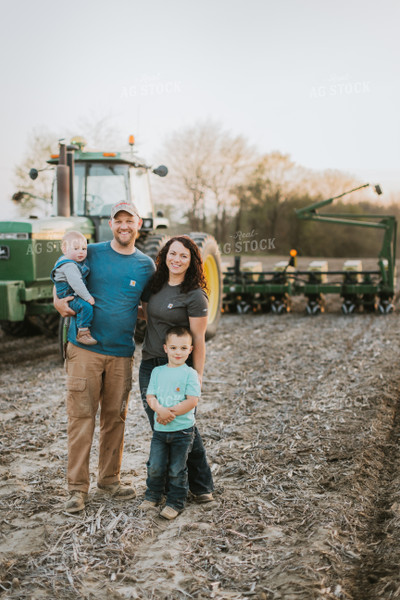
[{"xmin": 165, "ymin": 326, "xmax": 192, "ymax": 344}]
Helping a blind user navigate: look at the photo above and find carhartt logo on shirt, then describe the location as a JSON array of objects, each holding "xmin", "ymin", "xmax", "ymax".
[
  {"xmin": 176, "ymin": 387, "xmax": 180, "ymax": 392},
  {"xmin": 167, "ymin": 303, "xmax": 173, "ymax": 309},
  {"xmin": 129, "ymin": 280, "xmax": 136, "ymax": 287}
]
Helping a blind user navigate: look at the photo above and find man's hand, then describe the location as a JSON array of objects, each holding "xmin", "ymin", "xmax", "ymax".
[
  {"xmin": 53, "ymin": 288, "xmax": 76, "ymax": 317},
  {"xmin": 137, "ymin": 305, "xmax": 146, "ymax": 320},
  {"xmin": 56, "ymin": 296, "xmax": 76, "ymax": 317},
  {"xmin": 88, "ymin": 296, "xmax": 95, "ymax": 306}
]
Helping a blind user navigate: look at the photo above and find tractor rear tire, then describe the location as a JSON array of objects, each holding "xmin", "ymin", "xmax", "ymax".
[
  {"xmin": 135, "ymin": 233, "xmax": 170, "ymax": 343},
  {"xmin": 28, "ymin": 313, "xmax": 60, "ymax": 337},
  {"xmin": 136, "ymin": 232, "xmax": 170, "ymax": 258},
  {"xmin": 189, "ymin": 232, "xmax": 222, "ymax": 340}
]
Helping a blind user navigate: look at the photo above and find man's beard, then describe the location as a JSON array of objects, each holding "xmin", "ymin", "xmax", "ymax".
[{"xmin": 115, "ymin": 230, "xmax": 136, "ymax": 246}]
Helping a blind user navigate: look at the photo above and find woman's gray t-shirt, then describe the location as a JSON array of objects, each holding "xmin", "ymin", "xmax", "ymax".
[{"xmin": 142, "ymin": 283, "xmax": 208, "ymax": 360}]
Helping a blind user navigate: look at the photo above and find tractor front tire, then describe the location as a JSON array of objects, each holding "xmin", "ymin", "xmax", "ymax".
[{"xmin": 0, "ymin": 318, "xmax": 38, "ymax": 337}]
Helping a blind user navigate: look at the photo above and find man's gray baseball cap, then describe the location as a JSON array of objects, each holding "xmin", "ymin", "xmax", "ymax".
[{"xmin": 110, "ymin": 201, "xmax": 140, "ymax": 218}]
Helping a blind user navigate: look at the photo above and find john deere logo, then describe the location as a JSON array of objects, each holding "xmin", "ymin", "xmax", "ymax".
[{"xmin": 0, "ymin": 245, "xmax": 10, "ymax": 259}]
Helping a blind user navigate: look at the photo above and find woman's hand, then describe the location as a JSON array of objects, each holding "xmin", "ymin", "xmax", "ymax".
[{"xmin": 189, "ymin": 315, "xmax": 207, "ymax": 387}]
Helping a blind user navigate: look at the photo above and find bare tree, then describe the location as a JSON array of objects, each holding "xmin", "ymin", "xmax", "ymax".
[
  {"xmin": 160, "ymin": 120, "xmax": 256, "ymax": 235},
  {"xmin": 207, "ymin": 131, "xmax": 257, "ymax": 239},
  {"xmin": 13, "ymin": 117, "xmax": 125, "ymax": 217},
  {"xmin": 72, "ymin": 113, "xmax": 125, "ymax": 150},
  {"xmin": 300, "ymin": 168, "xmax": 364, "ymax": 202},
  {"xmin": 13, "ymin": 127, "xmax": 59, "ymax": 216},
  {"xmin": 238, "ymin": 152, "xmax": 306, "ymax": 238}
]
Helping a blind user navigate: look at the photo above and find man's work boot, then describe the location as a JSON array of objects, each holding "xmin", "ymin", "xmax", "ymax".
[
  {"xmin": 97, "ymin": 482, "xmax": 136, "ymax": 500},
  {"xmin": 65, "ymin": 490, "xmax": 88, "ymax": 513},
  {"xmin": 76, "ymin": 328, "xmax": 97, "ymax": 345}
]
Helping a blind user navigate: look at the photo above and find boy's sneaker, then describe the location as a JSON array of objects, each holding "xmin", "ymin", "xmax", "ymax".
[
  {"xmin": 160, "ymin": 506, "xmax": 179, "ymax": 520},
  {"xmin": 138, "ymin": 499, "xmax": 158, "ymax": 511},
  {"xmin": 76, "ymin": 328, "xmax": 97, "ymax": 345},
  {"xmin": 193, "ymin": 493, "xmax": 214, "ymax": 504},
  {"xmin": 65, "ymin": 490, "xmax": 87, "ymax": 513},
  {"xmin": 98, "ymin": 482, "xmax": 136, "ymax": 500}
]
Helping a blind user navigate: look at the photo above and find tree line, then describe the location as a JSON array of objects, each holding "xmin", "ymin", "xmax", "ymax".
[
  {"xmin": 13, "ymin": 118, "xmax": 400, "ymax": 258},
  {"xmin": 159, "ymin": 120, "xmax": 399, "ymax": 259}
]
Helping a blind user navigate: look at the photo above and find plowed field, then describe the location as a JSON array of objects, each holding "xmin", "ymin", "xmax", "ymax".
[{"xmin": 1, "ymin": 257, "xmax": 400, "ymax": 599}]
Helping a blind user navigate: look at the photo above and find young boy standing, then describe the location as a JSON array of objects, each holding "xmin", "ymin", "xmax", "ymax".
[
  {"xmin": 140, "ymin": 326, "xmax": 201, "ymax": 520},
  {"xmin": 51, "ymin": 230, "xmax": 97, "ymax": 345}
]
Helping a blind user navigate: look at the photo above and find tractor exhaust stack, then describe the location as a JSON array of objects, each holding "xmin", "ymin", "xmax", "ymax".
[{"xmin": 57, "ymin": 142, "xmax": 70, "ymax": 217}]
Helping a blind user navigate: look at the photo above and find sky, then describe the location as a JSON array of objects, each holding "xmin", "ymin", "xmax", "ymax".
[{"xmin": 0, "ymin": 0, "xmax": 399, "ymax": 218}]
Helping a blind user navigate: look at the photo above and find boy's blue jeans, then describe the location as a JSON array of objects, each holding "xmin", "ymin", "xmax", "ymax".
[
  {"xmin": 55, "ymin": 282, "xmax": 93, "ymax": 329},
  {"xmin": 145, "ymin": 427, "xmax": 195, "ymax": 511},
  {"xmin": 139, "ymin": 358, "xmax": 214, "ymax": 495}
]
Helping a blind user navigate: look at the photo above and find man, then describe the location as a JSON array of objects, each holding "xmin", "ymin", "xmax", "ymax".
[{"xmin": 54, "ymin": 201, "xmax": 155, "ymax": 513}]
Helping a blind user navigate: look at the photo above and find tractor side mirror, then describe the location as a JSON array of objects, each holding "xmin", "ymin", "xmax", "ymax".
[
  {"xmin": 29, "ymin": 168, "xmax": 39, "ymax": 180},
  {"xmin": 153, "ymin": 165, "xmax": 168, "ymax": 177}
]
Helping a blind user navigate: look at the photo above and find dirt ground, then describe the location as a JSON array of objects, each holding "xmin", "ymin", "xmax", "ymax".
[{"xmin": 1, "ymin": 257, "xmax": 400, "ymax": 600}]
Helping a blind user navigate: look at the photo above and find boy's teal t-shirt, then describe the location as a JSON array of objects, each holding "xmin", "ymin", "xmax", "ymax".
[
  {"xmin": 147, "ymin": 363, "xmax": 201, "ymax": 432},
  {"xmin": 68, "ymin": 242, "xmax": 155, "ymax": 357}
]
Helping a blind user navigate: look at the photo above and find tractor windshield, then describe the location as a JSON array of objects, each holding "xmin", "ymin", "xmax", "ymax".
[
  {"xmin": 130, "ymin": 167, "xmax": 152, "ymax": 218},
  {"xmin": 73, "ymin": 163, "xmax": 130, "ymax": 217},
  {"xmin": 52, "ymin": 162, "xmax": 153, "ymax": 219}
]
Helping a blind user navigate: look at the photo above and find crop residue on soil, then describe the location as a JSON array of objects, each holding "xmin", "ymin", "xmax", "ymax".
[{"xmin": 1, "ymin": 311, "xmax": 400, "ymax": 599}]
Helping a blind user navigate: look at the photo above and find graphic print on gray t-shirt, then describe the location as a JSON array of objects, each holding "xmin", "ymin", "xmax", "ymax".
[{"xmin": 142, "ymin": 284, "xmax": 208, "ymax": 360}]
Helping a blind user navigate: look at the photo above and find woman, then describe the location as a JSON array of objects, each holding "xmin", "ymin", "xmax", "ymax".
[{"xmin": 139, "ymin": 235, "xmax": 214, "ymax": 502}]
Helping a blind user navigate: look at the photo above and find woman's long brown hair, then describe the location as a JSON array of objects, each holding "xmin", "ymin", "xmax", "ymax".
[{"xmin": 149, "ymin": 236, "xmax": 208, "ymax": 295}]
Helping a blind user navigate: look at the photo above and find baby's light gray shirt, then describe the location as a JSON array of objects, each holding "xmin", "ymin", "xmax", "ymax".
[{"xmin": 53, "ymin": 262, "xmax": 92, "ymax": 302}]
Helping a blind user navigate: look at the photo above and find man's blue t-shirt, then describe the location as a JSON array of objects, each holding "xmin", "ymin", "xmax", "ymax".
[{"xmin": 68, "ymin": 242, "xmax": 155, "ymax": 357}]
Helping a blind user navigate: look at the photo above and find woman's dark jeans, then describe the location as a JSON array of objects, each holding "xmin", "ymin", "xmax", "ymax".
[{"xmin": 139, "ymin": 357, "xmax": 214, "ymax": 495}]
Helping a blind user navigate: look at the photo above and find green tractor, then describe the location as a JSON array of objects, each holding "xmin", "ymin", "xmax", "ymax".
[{"xmin": 0, "ymin": 138, "xmax": 222, "ymax": 342}]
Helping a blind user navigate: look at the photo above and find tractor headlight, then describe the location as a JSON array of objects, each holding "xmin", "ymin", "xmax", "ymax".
[{"xmin": 142, "ymin": 219, "xmax": 153, "ymax": 229}]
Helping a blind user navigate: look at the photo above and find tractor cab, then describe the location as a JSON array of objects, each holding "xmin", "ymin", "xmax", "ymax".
[
  {"xmin": 1, "ymin": 137, "xmax": 222, "ymax": 342},
  {"xmin": 47, "ymin": 139, "xmax": 168, "ymax": 244}
]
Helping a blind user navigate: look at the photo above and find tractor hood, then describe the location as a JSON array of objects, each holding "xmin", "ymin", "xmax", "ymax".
[
  {"xmin": 0, "ymin": 216, "xmax": 94, "ymax": 239},
  {"xmin": 0, "ymin": 216, "xmax": 95, "ymax": 286}
]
